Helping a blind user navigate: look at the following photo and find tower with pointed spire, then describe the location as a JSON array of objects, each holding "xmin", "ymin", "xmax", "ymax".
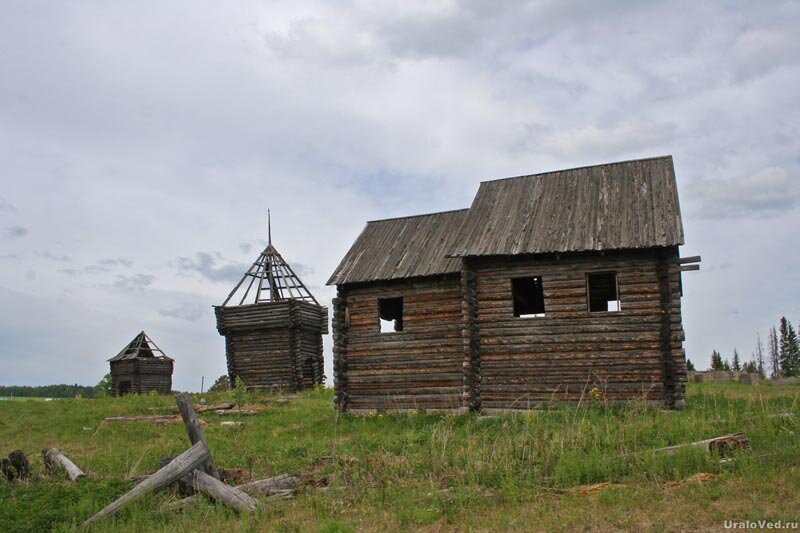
[
  {"xmin": 214, "ymin": 215, "xmax": 328, "ymax": 391},
  {"xmin": 108, "ymin": 331, "xmax": 174, "ymax": 396}
]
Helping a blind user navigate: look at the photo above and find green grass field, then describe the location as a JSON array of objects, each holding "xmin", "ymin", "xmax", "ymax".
[{"xmin": 1, "ymin": 383, "xmax": 799, "ymax": 532}]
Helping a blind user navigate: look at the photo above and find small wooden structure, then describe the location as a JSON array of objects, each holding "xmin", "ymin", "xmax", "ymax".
[
  {"xmin": 215, "ymin": 223, "xmax": 327, "ymax": 391},
  {"xmin": 329, "ymin": 156, "xmax": 699, "ymax": 413},
  {"xmin": 108, "ymin": 331, "xmax": 173, "ymax": 396}
]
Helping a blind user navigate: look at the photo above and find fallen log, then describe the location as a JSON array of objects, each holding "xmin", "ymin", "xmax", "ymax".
[
  {"xmin": 197, "ymin": 402, "xmax": 235, "ymax": 413},
  {"xmin": 42, "ymin": 448, "xmax": 85, "ymax": 481},
  {"xmin": 641, "ymin": 433, "xmax": 750, "ymax": 457},
  {"xmin": 82, "ymin": 440, "xmax": 210, "ymax": 527},
  {"xmin": 100, "ymin": 415, "xmax": 183, "ymax": 424},
  {"xmin": 239, "ymin": 474, "xmax": 304, "ymax": 496},
  {"xmin": 192, "ymin": 470, "xmax": 257, "ymax": 512},
  {"xmin": 164, "ymin": 473, "xmax": 303, "ymax": 511},
  {"xmin": 215, "ymin": 408, "xmax": 262, "ymax": 415},
  {"xmin": 176, "ymin": 393, "xmax": 220, "ymax": 480}
]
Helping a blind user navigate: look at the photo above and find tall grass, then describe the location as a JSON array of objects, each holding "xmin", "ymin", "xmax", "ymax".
[{"xmin": 0, "ymin": 383, "xmax": 798, "ymax": 532}]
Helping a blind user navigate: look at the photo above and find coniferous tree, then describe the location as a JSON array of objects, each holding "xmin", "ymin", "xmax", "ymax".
[
  {"xmin": 731, "ymin": 349, "xmax": 741, "ymax": 371},
  {"xmin": 779, "ymin": 317, "xmax": 800, "ymax": 377},
  {"xmin": 769, "ymin": 327, "xmax": 780, "ymax": 378},
  {"xmin": 710, "ymin": 350, "xmax": 724, "ymax": 370},
  {"xmin": 722, "ymin": 358, "xmax": 731, "ymax": 371},
  {"xmin": 755, "ymin": 333, "xmax": 766, "ymax": 377},
  {"xmin": 743, "ymin": 360, "xmax": 757, "ymax": 373},
  {"xmin": 686, "ymin": 359, "xmax": 696, "ymax": 372}
]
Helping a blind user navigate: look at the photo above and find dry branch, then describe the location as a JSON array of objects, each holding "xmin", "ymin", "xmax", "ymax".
[
  {"xmin": 82, "ymin": 440, "xmax": 210, "ymax": 527},
  {"xmin": 42, "ymin": 448, "xmax": 85, "ymax": 481}
]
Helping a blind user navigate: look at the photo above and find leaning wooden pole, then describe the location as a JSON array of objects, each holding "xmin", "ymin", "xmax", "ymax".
[
  {"xmin": 175, "ymin": 393, "xmax": 220, "ymax": 480},
  {"xmin": 42, "ymin": 449, "xmax": 85, "ymax": 481},
  {"xmin": 192, "ymin": 470, "xmax": 258, "ymax": 513},
  {"xmin": 82, "ymin": 440, "xmax": 210, "ymax": 527}
]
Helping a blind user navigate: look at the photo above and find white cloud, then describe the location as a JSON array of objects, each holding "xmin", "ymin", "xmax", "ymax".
[{"xmin": 0, "ymin": 0, "xmax": 799, "ymax": 386}]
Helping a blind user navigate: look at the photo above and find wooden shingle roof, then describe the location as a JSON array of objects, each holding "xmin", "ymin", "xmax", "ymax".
[
  {"xmin": 328, "ymin": 156, "xmax": 685, "ymax": 285},
  {"xmin": 448, "ymin": 156, "xmax": 684, "ymax": 257},
  {"xmin": 326, "ymin": 209, "xmax": 468, "ymax": 285}
]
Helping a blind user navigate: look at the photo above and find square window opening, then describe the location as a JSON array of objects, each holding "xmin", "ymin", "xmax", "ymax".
[
  {"xmin": 587, "ymin": 272, "xmax": 620, "ymax": 313},
  {"xmin": 512, "ymin": 276, "xmax": 546, "ymax": 318},
  {"xmin": 378, "ymin": 297, "xmax": 403, "ymax": 333}
]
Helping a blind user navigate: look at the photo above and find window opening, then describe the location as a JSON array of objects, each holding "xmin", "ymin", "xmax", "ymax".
[
  {"xmin": 512, "ymin": 276, "xmax": 546, "ymax": 318},
  {"xmin": 378, "ymin": 297, "xmax": 403, "ymax": 332},
  {"xmin": 587, "ymin": 272, "xmax": 620, "ymax": 312}
]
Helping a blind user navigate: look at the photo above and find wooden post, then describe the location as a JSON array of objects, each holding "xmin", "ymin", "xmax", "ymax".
[
  {"xmin": 82, "ymin": 440, "xmax": 210, "ymax": 527},
  {"xmin": 42, "ymin": 449, "xmax": 85, "ymax": 481},
  {"xmin": 332, "ymin": 287, "xmax": 349, "ymax": 411},
  {"xmin": 192, "ymin": 470, "xmax": 258, "ymax": 512},
  {"xmin": 175, "ymin": 393, "xmax": 220, "ymax": 480},
  {"xmin": 461, "ymin": 261, "xmax": 481, "ymax": 412}
]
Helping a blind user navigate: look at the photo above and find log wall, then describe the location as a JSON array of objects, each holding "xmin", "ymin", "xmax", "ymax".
[
  {"xmin": 472, "ymin": 248, "xmax": 686, "ymax": 410},
  {"xmin": 335, "ymin": 276, "xmax": 465, "ymax": 412},
  {"xmin": 215, "ymin": 300, "xmax": 327, "ymax": 392},
  {"xmin": 110, "ymin": 358, "xmax": 173, "ymax": 396}
]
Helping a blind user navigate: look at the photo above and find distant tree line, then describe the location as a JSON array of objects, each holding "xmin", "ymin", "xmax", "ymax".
[
  {"xmin": 686, "ymin": 315, "xmax": 800, "ymax": 378},
  {"xmin": 0, "ymin": 383, "xmax": 99, "ymax": 398}
]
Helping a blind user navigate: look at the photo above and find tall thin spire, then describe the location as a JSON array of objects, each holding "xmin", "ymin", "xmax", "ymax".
[{"xmin": 268, "ymin": 209, "xmax": 272, "ymax": 246}]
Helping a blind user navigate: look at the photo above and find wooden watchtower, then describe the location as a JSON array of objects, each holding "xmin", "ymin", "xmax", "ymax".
[
  {"xmin": 214, "ymin": 221, "xmax": 328, "ymax": 391},
  {"xmin": 108, "ymin": 331, "xmax": 174, "ymax": 396}
]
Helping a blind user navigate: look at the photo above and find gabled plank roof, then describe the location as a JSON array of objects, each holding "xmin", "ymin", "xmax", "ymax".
[
  {"xmin": 448, "ymin": 156, "xmax": 684, "ymax": 257},
  {"xmin": 328, "ymin": 156, "xmax": 685, "ymax": 285},
  {"xmin": 326, "ymin": 209, "xmax": 468, "ymax": 285}
]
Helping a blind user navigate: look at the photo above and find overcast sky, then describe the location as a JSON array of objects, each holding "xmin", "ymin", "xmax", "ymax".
[{"xmin": 2, "ymin": 1, "xmax": 799, "ymax": 391}]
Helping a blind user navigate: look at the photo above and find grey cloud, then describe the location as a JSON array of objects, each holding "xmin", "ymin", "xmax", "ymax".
[
  {"xmin": 6, "ymin": 226, "xmax": 28, "ymax": 238},
  {"xmin": 99, "ymin": 258, "xmax": 134, "ymax": 268},
  {"xmin": 291, "ymin": 262, "xmax": 314, "ymax": 277},
  {"xmin": 689, "ymin": 166, "xmax": 800, "ymax": 218},
  {"xmin": 37, "ymin": 251, "xmax": 71, "ymax": 262},
  {"xmin": 0, "ymin": 197, "xmax": 16, "ymax": 213},
  {"xmin": 239, "ymin": 240, "xmax": 266, "ymax": 255},
  {"xmin": 113, "ymin": 274, "xmax": 155, "ymax": 291},
  {"xmin": 159, "ymin": 302, "xmax": 206, "ymax": 322},
  {"xmin": 177, "ymin": 252, "xmax": 247, "ymax": 283}
]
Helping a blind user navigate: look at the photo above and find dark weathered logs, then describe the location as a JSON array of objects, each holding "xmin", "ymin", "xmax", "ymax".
[
  {"xmin": 82, "ymin": 440, "xmax": 211, "ymax": 527},
  {"xmin": 192, "ymin": 470, "xmax": 257, "ymax": 512},
  {"xmin": 42, "ymin": 448, "xmax": 84, "ymax": 481},
  {"xmin": 176, "ymin": 393, "xmax": 219, "ymax": 480},
  {"xmin": 8, "ymin": 450, "xmax": 31, "ymax": 479}
]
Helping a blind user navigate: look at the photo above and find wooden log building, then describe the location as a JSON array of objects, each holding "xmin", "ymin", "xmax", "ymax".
[
  {"xmin": 215, "ymin": 224, "xmax": 328, "ymax": 391},
  {"xmin": 328, "ymin": 156, "xmax": 699, "ymax": 413},
  {"xmin": 108, "ymin": 331, "xmax": 174, "ymax": 396}
]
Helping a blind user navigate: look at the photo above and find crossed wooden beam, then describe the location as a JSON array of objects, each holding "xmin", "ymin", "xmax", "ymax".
[{"xmin": 83, "ymin": 393, "xmax": 258, "ymax": 527}]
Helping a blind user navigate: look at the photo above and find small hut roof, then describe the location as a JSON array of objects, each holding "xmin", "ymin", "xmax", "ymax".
[
  {"xmin": 326, "ymin": 209, "xmax": 469, "ymax": 285},
  {"xmin": 328, "ymin": 156, "xmax": 685, "ymax": 285},
  {"xmin": 108, "ymin": 331, "xmax": 173, "ymax": 362}
]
